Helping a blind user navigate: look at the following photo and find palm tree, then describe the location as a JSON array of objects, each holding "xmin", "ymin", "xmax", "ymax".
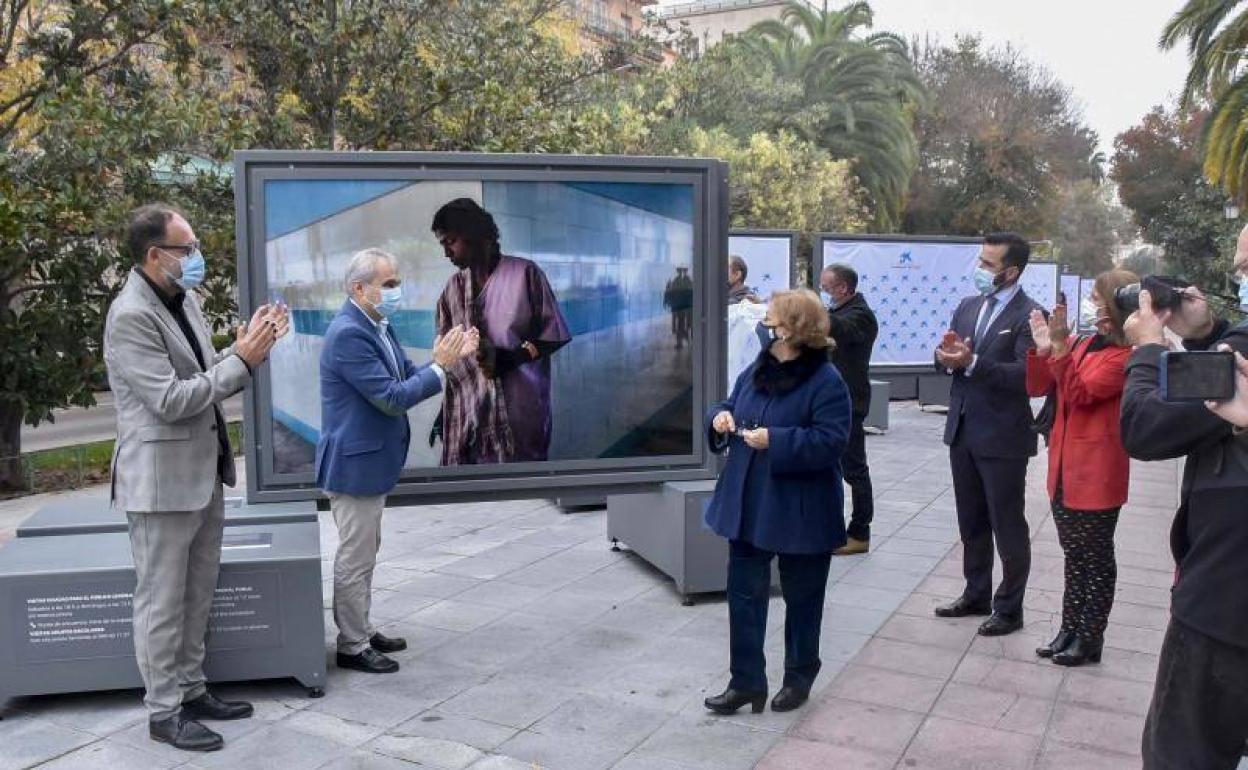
[
  {"xmin": 741, "ymin": 1, "xmax": 924, "ymax": 229},
  {"xmin": 1162, "ymin": 0, "xmax": 1248, "ymax": 200}
]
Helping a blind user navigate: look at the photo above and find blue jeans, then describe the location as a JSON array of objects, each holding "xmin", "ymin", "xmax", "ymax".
[{"xmin": 727, "ymin": 539, "xmax": 832, "ymax": 693}]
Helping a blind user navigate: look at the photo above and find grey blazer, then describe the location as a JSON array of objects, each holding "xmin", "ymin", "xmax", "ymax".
[{"xmin": 103, "ymin": 270, "xmax": 250, "ymax": 512}]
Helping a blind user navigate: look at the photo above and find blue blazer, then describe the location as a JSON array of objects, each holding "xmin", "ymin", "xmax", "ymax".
[
  {"xmin": 316, "ymin": 301, "xmax": 443, "ymax": 496},
  {"xmin": 704, "ymin": 353, "xmax": 852, "ymax": 554},
  {"xmin": 938, "ymin": 290, "xmax": 1043, "ymax": 458}
]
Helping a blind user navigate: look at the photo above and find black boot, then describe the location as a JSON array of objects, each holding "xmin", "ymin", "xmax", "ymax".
[
  {"xmin": 770, "ymin": 686, "xmax": 810, "ymax": 712},
  {"xmin": 182, "ymin": 691, "xmax": 254, "ymax": 721},
  {"xmin": 1052, "ymin": 636, "xmax": 1103, "ymax": 667},
  {"xmin": 704, "ymin": 687, "xmax": 767, "ymax": 715},
  {"xmin": 1035, "ymin": 629, "xmax": 1075, "ymax": 659}
]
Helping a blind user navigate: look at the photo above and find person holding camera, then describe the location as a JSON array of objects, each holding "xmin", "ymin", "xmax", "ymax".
[
  {"xmin": 703, "ymin": 290, "xmax": 852, "ymax": 716},
  {"xmin": 1025, "ymin": 270, "xmax": 1137, "ymax": 667},
  {"xmin": 1119, "ymin": 248, "xmax": 1248, "ymax": 767}
]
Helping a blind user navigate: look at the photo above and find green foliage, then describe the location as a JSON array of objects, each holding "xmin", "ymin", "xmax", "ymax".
[
  {"xmin": 904, "ymin": 37, "xmax": 1104, "ymax": 238},
  {"xmin": 684, "ymin": 127, "xmax": 870, "ymax": 235},
  {"xmin": 1050, "ymin": 180, "xmax": 1129, "ymax": 277},
  {"xmin": 1111, "ymin": 104, "xmax": 1239, "ymax": 294},
  {"xmin": 1162, "ymin": 0, "xmax": 1248, "ymax": 200},
  {"xmin": 738, "ymin": 1, "xmax": 923, "ymax": 229},
  {"xmin": 0, "ymin": 0, "xmax": 224, "ymax": 489}
]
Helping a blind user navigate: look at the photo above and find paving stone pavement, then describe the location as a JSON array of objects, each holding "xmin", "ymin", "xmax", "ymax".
[{"xmin": 1, "ymin": 402, "xmax": 1244, "ymax": 769}]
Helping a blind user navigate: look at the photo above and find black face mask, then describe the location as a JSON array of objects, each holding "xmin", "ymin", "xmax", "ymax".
[{"xmin": 756, "ymin": 322, "xmax": 780, "ymax": 349}]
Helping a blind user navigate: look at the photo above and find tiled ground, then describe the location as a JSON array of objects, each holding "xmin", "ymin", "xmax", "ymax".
[{"xmin": 0, "ymin": 402, "xmax": 1241, "ymax": 769}]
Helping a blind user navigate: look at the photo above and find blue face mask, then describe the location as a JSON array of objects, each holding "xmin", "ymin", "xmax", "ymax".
[
  {"xmin": 1238, "ymin": 278, "xmax": 1248, "ymax": 311},
  {"xmin": 373, "ymin": 285, "xmax": 403, "ymax": 318},
  {"xmin": 972, "ymin": 266, "xmax": 999, "ymax": 296},
  {"xmin": 165, "ymin": 249, "xmax": 206, "ymax": 291},
  {"xmin": 819, "ymin": 290, "xmax": 835, "ymax": 308}
]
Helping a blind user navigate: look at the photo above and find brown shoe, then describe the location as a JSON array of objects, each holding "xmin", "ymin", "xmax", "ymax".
[{"xmin": 833, "ymin": 537, "xmax": 869, "ymax": 555}]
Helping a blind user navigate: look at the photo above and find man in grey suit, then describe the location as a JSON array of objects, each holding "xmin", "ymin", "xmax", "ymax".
[{"xmin": 104, "ymin": 203, "xmax": 288, "ymax": 752}]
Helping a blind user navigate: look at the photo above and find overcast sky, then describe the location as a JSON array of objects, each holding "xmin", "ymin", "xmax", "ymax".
[{"xmin": 657, "ymin": 0, "xmax": 1192, "ymax": 155}]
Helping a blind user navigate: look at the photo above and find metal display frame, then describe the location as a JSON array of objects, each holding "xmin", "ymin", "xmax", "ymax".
[
  {"xmin": 727, "ymin": 229, "xmax": 799, "ymax": 292},
  {"xmin": 234, "ymin": 151, "xmax": 729, "ymax": 504}
]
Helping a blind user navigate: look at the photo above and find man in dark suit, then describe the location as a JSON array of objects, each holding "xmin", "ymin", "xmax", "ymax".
[
  {"xmin": 819, "ymin": 264, "xmax": 879, "ymax": 554},
  {"xmin": 933, "ymin": 233, "xmax": 1042, "ymax": 637}
]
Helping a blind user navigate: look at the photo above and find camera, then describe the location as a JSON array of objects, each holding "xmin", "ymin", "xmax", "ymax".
[{"xmin": 1114, "ymin": 275, "xmax": 1192, "ymax": 316}]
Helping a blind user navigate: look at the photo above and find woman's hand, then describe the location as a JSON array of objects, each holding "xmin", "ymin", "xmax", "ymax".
[
  {"xmin": 1028, "ymin": 309, "xmax": 1050, "ymax": 355},
  {"xmin": 712, "ymin": 411, "xmax": 736, "ymax": 435},
  {"xmin": 742, "ymin": 428, "xmax": 769, "ymax": 450},
  {"xmin": 1049, "ymin": 305, "xmax": 1070, "ymax": 357}
]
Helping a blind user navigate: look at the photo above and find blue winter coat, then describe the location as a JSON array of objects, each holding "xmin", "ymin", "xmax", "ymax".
[{"xmin": 704, "ymin": 348, "xmax": 852, "ymax": 554}]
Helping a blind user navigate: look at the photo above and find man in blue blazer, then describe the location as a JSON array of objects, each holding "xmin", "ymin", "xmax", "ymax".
[
  {"xmin": 317, "ymin": 248, "xmax": 477, "ymax": 674},
  {"xmin": 933, "ymin": 233, "xmax": 1042, "ymax": 637}
]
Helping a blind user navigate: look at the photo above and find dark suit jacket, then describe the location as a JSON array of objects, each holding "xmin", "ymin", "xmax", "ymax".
[
  {"xmin": 939, "ymin": 289, "xmax": 1043, "ymax": 458},
  {"xmin": 827, "ymin": 293, "xmax": 878, "ymax": 416}
]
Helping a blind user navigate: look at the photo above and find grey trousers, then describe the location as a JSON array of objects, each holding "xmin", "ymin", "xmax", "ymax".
[
  {"xmin": 127, "ymin": 484, "xmax": 225, "ymax": 718},
  {"xmin": 329, "ymin": 493, "xmax": 386, "ymax": 655}
]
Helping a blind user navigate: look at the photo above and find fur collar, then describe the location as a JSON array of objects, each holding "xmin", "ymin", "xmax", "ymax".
[{"xmin": 753, "ymin": 346, "xmax": 827, "ymax": 396}]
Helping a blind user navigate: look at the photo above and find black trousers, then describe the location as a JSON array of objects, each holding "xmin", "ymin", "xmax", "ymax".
[
  {"xmin": 842, "ymin": 411, "xmax": 874, "ymax": 541},
  {"xmin": 727, "ymin": 539, "xmax": 832, "ymax": 693},
  {"xmin": 949, "ymin": 440, "xmax": 1031, "ymax": 618},
  {"xmin": 1143, "ymin": 618, "xmax": 1248, "ymax": 769},
  {"xmin": 1052, "ymin": 496, "xmax": 1120, "ymax": 641}
]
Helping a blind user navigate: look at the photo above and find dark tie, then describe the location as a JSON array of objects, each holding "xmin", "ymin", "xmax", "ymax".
[{"xmin": 973, "ymin": 296, "xmax": 998, "ymax": 347}]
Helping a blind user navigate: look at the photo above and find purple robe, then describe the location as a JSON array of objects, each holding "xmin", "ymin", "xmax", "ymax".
[{"xmin": 435, "ymin": 255, "xmax": 572, "ymax": 464}]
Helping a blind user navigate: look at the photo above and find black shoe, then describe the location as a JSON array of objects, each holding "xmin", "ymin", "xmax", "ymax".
[
  {"xmin": 1036, "ymin": 630, "xmax": 1076, "ymax": 659},
  {"xmin": 934, "ymin": 597, "xmax": 991, "ymax": 618},
  {"xmin": 770, "ymin": 686, "xmax": 810, "ymax": 712},
  {"xmin": 1052, "ymin": 636, "xmax": 1103, "ymax": 666},
  {"xmin": 337, "ymin": 648, "xmax": 399, "ymax": 674},
  {"xmin": 149, "ymin": 713, "xmax": 223, "ymax": 752},
  {"xmin": 704, "ymin": 688, "xmax": 767, "ymax": 715},
  {"xmin": 369, "ymin": 632, "xmax": 407, "ymax": 654},
  {"xmin": 182, "ymin": 691, "xmax": 254, "ymax": 721},
  {"xmin": 978, "ymin": 613, "xmax": 1024, "ymax": 637}
]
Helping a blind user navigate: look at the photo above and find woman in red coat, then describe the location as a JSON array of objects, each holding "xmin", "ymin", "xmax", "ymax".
[{"xmin": 1025, "ymin": 269, "xmax": 1138, "ymax": 667}]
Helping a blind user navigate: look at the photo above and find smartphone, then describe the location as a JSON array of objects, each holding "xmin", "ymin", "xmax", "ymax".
[{"xmin": 1160, "ymin": 351, "xmax": 1236, "ymax": 402}]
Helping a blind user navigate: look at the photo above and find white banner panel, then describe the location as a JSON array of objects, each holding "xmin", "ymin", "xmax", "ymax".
[
  {"xmin": 728, "ymin": 235, "xmax": 792, "ymax": 301},
  {"xmin": 823, "ymin": 239, "xmax": 979, "ymax": 366},
  {"xmin": 1060, "ymin": 273, "xmax": 1082, "ymax": 308},
  {"xmin": 1021, "ymin": 263, "xmax": 1059, "ymax": 309},
  {"xmin": 1078, "ymin": 277, "xmax": 1096, "ymax": 331}
]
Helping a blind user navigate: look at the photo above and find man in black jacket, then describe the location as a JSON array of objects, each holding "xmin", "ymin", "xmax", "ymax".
[
  {"xmin": 820, "ymin": 264, "xmax": 879, "ymax": 554},
  {"xmin": 932, "ymin": 233, "xmax": 1042, "ymax": 638},
  {"xmin": 1121, "ymin": 274, "xmax": 1248, "ymax": 769}
]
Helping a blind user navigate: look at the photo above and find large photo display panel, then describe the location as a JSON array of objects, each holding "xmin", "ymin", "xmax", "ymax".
[
  {"xmin": 820, "ymin": 236, "xmax": 1059, "ymax": 366},
  {"xmin": 820, "ymin": 236, "xmax": 980, "ymax": 366},
  {"xmin": 727, "ymin": 231, "xmax": 795, "ymax": 301},
  {"xmin": 236, "ymin": 153, "xmax": 727, "ymax": 501}
]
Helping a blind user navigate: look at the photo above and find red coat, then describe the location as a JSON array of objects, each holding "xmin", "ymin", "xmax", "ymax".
[{"xmin": 1026, "ymin": 336, "xmax": 1132, "ymax": 510}]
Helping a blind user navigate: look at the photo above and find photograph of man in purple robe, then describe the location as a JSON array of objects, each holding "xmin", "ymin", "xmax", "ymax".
[{"xmin": 432, "ymin": 198, "xmax": 572, "ymax": 465}]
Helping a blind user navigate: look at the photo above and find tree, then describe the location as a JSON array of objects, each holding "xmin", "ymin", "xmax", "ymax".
[
  {"xmin": 0, "ymin": 0, "xmax": 214, "ymax": 490},
  {"xmin": 1111, "ymin": 105, "xmax": 1239, "ymax": 298},
  {"xmin": 217, "ymin": 0, "xmax": 630, "ymax": 152},
  {"xmin": 904, "ymin": 37, "xmax": 1102, "ymax": 238},
  {"xmin": 1051, "ymin": 180, "xmax": 1130, "ymax": 277},
  {"xmin": 1162, "ymin": 0, "xmax": 1248, "ymax": 200},
  {"xmin": 741, "ymin": 1, "xmax": 923, "ymax": 229},
  {"xmin": 683, "ymin": 127, "xmax": 870, "ymax": 234}
]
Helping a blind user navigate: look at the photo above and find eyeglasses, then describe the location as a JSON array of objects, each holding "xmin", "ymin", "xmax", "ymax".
[{"xmin": 155, "ymin": 240, "xmax": 200, "ymax": 254}]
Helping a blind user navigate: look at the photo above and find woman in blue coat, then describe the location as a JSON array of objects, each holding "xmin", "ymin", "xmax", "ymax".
[{"xmin": 703, "ymin": 289, "xmax": 852, "ymax": 715}]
